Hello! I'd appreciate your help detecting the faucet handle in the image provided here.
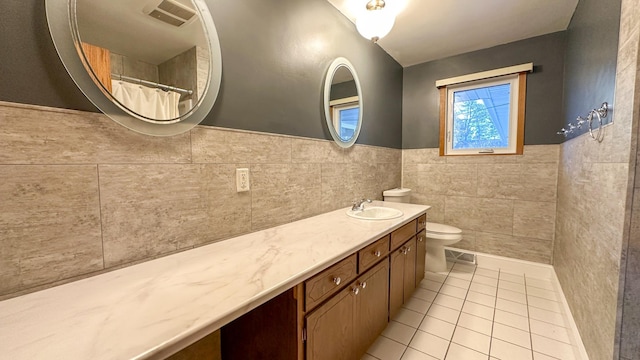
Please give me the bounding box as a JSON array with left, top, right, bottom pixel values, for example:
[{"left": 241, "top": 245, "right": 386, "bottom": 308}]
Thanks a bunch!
[{"left": 351, "top": 198, "right": 372, "bottom": 211}]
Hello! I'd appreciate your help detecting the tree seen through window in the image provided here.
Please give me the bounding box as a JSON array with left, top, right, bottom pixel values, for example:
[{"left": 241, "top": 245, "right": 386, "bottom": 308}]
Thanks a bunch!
[{"left": 452, "top": 84, "right": 511, "bottom": 150}]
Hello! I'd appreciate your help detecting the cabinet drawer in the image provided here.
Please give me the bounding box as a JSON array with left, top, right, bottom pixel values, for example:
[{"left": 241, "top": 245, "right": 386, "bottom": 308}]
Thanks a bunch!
[
  {"left": 417, "top": 214, "right": 427, "bottom": 232},
  {"left": 391, "top": 220, "right": 417, "bottom": 251},
  {"left": 305, "top": 254, "right": 358, "bottom": 311},
  {"left": 358, "top": 235, "right": 390, "bottom": 273}
]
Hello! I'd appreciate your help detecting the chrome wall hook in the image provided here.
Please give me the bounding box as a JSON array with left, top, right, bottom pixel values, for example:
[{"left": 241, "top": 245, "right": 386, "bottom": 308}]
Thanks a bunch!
[{"left": 558, "top": 102, "right": 609, "bottom": 142}]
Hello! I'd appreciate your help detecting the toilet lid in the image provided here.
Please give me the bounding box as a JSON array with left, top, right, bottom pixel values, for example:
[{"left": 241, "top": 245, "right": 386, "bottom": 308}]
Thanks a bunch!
[{"left": 426, "top": 222, "right": 462, "bottom": 235}]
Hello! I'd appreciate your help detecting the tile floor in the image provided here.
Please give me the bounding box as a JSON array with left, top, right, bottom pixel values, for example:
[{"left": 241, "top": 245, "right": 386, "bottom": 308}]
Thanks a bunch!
[{"left": 363, "top": 262, "right": 581, "bottom": 360}]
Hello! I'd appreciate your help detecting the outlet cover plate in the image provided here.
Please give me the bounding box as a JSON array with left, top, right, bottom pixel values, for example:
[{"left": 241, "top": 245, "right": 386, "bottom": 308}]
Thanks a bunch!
[{"left": 236, "top": 168, "right": 250, "bottom": 192}]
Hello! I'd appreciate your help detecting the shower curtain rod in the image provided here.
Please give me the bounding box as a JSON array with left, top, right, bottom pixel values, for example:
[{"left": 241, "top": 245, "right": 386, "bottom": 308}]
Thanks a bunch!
[{"left": 111, "top": 73, "right": 193, "bottom": 95}]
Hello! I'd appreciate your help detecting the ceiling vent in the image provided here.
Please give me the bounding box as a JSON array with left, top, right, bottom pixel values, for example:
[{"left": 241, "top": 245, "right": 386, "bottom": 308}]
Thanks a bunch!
[{"left": 144, "top": 0, "right": 197, "bottom": 27}]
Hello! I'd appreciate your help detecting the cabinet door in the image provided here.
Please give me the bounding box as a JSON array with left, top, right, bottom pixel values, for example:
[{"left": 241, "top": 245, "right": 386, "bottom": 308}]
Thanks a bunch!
[
  {"left": 305, "top": 286, "right": 356, "bottom": 360},
  {"left": 415, "top": 230, "right": 426, "bottom": 287},
  {"left": 389, "top": 247, "right": 405, "bottom": 320},
  {"left": 355, "top": 260, "right": 390, "bottom": 358},
  {"left": 403, "top": 237, "right": 417, "bottom": 302}
]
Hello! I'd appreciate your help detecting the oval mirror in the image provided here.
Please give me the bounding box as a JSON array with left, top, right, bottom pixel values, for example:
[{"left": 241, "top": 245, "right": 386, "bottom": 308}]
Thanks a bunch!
[
  {"left": 45, "top": 0, "right": 222, "bottom": 136},
  {"left": 323, "top": 57, "right": 363, "bottom": 148}
]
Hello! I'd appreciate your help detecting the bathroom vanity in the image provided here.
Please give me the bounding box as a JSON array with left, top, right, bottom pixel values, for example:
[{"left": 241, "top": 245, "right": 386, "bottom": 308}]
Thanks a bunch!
[
  {"left": 0, "top": 201, "right": 428, "bottom": 360},
  {"left": 222, "top": 210, "right": 427, "bottom": 360}
]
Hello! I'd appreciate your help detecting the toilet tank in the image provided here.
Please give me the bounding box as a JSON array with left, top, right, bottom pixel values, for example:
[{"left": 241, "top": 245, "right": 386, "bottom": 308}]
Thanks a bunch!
[{"left": 383, "top": 188, "right": 411, "bottom": 203}]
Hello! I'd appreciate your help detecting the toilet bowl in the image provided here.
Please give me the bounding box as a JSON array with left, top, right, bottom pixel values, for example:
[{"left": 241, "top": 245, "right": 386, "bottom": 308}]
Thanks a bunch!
[
  {"left": 381, "top": 188, "right": 462, "bottom": 273},
  {"left": 425, "top": 222, "right": 463, "bottom": 273}
]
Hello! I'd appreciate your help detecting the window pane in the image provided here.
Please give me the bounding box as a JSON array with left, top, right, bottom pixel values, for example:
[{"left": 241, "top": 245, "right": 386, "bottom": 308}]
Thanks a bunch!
[
  {"left": 452, "top": 83, "right": 511, "bottom": 149},
  {"left": 338, "top": 107, "right": 359, "bottom": 141}
]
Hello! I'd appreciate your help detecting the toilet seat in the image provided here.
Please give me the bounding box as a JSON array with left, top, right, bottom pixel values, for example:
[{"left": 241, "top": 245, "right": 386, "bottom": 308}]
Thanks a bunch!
[{"left": 425, "top": 222, "right": 463, "bottom": 241}]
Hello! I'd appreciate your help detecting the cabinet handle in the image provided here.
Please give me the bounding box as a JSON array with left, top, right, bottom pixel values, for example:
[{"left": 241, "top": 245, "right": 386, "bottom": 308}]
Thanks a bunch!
[
  {"left": 373, "top": 250, "right": 381, "bottom": 257},
  {"left": 333, "top": 277, "right": 341, "bottom": 286},
  {"left": 360, "top": 281, "right": 367, "bottom": 289},
  {"left": 352, "top": 286, "right": 360, "bottom": 296},
  {"left": 407, "top": 246, "right": 411, "bottom": 252},
  {"left": 418, "top": 236, "right": 424, "bottom": 242},
  {"left": 419, "top": 221, "right": 426, "bottom": 226}
]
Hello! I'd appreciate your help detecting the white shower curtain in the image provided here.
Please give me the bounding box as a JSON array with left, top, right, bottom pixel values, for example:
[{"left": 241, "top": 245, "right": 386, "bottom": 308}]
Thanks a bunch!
[{"left": 111, "top": 80, "right": 181, "bottom": 120}]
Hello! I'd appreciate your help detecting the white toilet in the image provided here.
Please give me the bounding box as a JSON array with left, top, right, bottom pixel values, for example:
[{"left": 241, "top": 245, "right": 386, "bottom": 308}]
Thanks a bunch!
[
  {"left": 424, "top": 222, "right": 463, "bottom": 272},
  {"left": 383, "top": 188, "right": 463, "bottom": 273}
]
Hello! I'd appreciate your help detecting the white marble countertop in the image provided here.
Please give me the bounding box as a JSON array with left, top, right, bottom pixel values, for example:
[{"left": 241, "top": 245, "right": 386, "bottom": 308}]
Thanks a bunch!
[{"left": 0, "top": 201, "right": 428, "bottom": 360}]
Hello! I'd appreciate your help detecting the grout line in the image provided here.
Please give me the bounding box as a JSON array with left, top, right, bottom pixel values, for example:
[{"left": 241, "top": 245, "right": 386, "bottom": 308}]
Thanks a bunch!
[
  {"left": 442, "top": 263, "right": 476, "bottom": 358},
  {"left": 526, "top": 292, "right": 561, "bottom": 303},
  {"left": 488, "top": 268, "right": 501, "bottom": 358},
  {"left": 524, "top": 281, "right": 555, "bottom": 291},
  {"left": 96, "top": 164, "right": 105, "bottom": 270},
  {"left": 378, "top": 264, "right": 577, "bottom": 360},
  {"left": 397, "top": 267, "right": 451, "bottom": 359},
  {"left": 524, "top": 274, "right": 535, "bottom": 359},
  {"left": 379, "top": 334, "right": 411, "bottom": 347},
  {"left": 188, "top": 128, "right": 193, "bottom": 164}
]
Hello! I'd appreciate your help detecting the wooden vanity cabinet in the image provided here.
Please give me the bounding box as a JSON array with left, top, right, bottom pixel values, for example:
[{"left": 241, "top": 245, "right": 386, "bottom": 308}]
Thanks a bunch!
[
  {"left": 305, "top": 254, "right": 358, "bottom": 311},
  {"left": 389, "top": 237, "right": 417, "bottom": 319},
  {"left": 388, "top": 218, "right": 421, "bottom": 319},
  {"left": 391, "top": 220, "right": 417, "bottom": 251},
  {"left": 417, "top": 214, "right": 427, "bottom": 232},
  {"left": 415, "top": 230, "right": 427, "bottom": 287},
  {"left": 219, "top": 214, "right": 425, "bottom": 360},
  {"left": 389, "top": 245, "right": 404, "bottom": 319},
  {"left": 359, "top": 235, "right": 390, "bottom": 272},
  {"left": 306, "top": 260, "right": 389, "bottom": 360},
  {"left": 305, "top": 284, "right": 356, "bottom": 360},
  {"left": 403, "top": 237, "right": 417, "bottom": 301},
  {"left": 354, "top": 260, "right": 390, "bottom": 357}
]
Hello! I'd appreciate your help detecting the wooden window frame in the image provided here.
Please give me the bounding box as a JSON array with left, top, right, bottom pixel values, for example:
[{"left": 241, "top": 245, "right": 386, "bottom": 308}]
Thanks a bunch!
[{"left": 438, "top": 71, "right": 528, "bottom": 156}]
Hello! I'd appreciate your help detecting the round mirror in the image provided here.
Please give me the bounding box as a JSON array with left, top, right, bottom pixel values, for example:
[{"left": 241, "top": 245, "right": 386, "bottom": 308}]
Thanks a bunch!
[
  {"left": 45, "top": 0, "right": 222, "bottom": 136},
  {"left": 323, "top": 57, "right": 363, "bottom": 148}
]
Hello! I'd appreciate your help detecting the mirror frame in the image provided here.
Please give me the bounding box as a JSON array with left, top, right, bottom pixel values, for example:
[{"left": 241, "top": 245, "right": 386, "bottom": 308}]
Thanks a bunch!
[
  {"left": 45, "top": 0, "right": 222, "bottom": 136},
  {"left": 323, "top": 57, "right": 363, "bottom": 148}
]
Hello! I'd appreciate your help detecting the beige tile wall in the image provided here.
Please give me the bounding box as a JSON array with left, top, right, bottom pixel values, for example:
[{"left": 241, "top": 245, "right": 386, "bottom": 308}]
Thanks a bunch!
[
  {"left": 619, "top": 1, "right": 640, "bottom": 358},
  {"left": 402, "top": 145, "right": 559, "bottom": 264},
  {"left": 0, "top": 102, "right": 401, "bottom": 299},
  {"left": 554, "top": 0, "right": 640, "bottom": 358}
]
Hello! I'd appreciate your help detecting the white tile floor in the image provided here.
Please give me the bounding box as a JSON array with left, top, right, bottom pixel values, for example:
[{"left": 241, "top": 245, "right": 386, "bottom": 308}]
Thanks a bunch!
[{"left": 364, "top": 262, "right": 582, "bottom": 360}]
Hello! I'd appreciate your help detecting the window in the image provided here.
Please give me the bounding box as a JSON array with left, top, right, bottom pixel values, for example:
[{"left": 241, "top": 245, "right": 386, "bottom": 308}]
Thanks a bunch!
[
  {"left": 437, "top": 64, "right": 531, "bottom": 156},
  {"left": 330, "top": 96, "right": 360, "bottom": 141}
]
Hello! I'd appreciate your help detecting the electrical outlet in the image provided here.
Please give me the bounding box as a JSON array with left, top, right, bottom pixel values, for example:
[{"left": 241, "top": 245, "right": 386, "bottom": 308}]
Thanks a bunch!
[{"left": 236, "top": 168, "right": 250, "bottom": 192}]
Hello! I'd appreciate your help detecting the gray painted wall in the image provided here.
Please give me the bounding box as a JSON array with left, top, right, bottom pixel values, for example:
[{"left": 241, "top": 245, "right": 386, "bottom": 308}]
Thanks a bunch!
[
  {"left": 562, "top": 0, "right": 621, "bottom": 140},
  {"left": 0, "top": 0, "right": 403, "bottom": 148},
  {"left": 330, "top": 81, "right": 358, "bottom": 101},
  {"left": 402, "top": 32, "right": 567, "bottom": 149}
]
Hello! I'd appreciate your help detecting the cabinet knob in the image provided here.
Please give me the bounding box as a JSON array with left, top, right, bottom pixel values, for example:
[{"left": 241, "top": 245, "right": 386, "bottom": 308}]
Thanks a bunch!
[
  {"left": 352, "top": 286, "right": 360, "bottom": 296},
  {"left": 360, "top": 281, "right": 367, "bottom": 289},
  {"left": 418, "top": 236, "right": 424, "bottom": 242},
  {"left": 374, "top": 250, "right": 381, "bottom": 257},
  {"left": 407, "top": 246, "right": 411, "bottom": 252},
  {"left": 333, "top": 277, "right": 341, "bottom": 286},
  {"left": 419, "top": 221, "right": 426, "bottom": 226}
]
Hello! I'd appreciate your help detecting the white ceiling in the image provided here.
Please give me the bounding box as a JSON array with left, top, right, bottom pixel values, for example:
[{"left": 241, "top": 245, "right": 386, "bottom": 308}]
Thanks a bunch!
[
  {"left": 328, "top": 0, "right": 579, "bottom": 67},
  {"left": 77, "top": 0, "right": 207, "bottom": 65}
]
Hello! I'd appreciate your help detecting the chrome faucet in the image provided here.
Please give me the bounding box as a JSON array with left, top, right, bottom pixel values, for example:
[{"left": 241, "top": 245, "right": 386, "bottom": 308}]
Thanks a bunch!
[{"left": 351, "top": 198, "right": 372, "bottom": 211}]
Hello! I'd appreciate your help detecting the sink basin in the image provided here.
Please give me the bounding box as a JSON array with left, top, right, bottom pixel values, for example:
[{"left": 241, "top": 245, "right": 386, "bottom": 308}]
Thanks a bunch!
[{"left": 346, "top": 206, "right": 403, "bottom": 220}]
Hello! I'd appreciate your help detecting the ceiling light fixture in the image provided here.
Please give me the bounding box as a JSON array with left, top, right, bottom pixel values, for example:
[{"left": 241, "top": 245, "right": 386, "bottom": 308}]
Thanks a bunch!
[{"left": 355, "top": 0, "right": 395, "bottom": 43}]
